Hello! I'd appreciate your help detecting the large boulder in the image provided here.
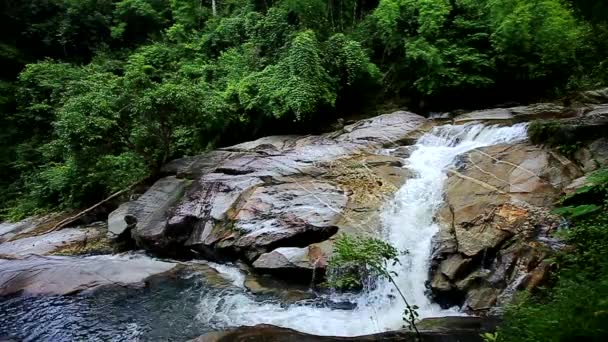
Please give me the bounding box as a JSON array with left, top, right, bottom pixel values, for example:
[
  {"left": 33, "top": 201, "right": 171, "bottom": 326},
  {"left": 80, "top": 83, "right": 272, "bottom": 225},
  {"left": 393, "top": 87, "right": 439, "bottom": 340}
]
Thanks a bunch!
[
  {"left": 0, "top": 254, "right": 176, "bottom": 296},
  {"left": 430, "top": 143, "right": 582, "bottom": 313},
  {"left": 191, "top": 317, "right": 497, "bottom": 342},
  {"left": 107, "top": 176, "right": 191, "bottom": 252},
  {"left": 112, "top": 111, "right": 427, "bottom": 273}
]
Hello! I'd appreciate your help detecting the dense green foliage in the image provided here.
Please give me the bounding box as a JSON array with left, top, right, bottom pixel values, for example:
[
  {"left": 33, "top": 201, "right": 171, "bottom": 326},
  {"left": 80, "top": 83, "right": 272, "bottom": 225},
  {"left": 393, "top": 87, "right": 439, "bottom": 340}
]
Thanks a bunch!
[
  {"left": 497, "top": 168, "right": 608, "bottom": 342},
  {"left": 1, "top": 0, "right": 607, "bottom": 218}
]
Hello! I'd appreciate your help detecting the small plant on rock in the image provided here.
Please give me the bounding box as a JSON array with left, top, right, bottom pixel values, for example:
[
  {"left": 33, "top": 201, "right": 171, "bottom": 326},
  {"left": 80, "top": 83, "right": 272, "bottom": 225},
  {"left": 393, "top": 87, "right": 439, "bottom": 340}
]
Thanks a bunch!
[{"left": 326, "top": 234, "right": 420, "bottom": 339}]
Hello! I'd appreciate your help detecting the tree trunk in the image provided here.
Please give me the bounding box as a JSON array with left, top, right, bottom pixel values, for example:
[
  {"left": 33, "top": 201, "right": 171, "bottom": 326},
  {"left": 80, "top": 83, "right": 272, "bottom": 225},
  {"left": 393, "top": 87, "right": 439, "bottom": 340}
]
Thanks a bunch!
[{"left": 212, "top": 0, "right": 217, "bottom": 16}]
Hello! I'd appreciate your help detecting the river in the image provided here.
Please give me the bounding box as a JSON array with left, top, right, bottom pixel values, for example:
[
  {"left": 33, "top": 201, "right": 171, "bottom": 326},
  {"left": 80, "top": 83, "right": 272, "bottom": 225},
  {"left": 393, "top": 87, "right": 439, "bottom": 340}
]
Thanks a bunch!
[{"left": 0, "top": 123, "right": 528, "bottom": 341}]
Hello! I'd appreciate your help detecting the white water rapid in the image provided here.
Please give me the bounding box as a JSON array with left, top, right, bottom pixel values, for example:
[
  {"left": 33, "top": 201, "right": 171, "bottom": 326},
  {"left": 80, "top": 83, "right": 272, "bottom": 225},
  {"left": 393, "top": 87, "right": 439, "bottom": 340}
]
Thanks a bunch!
[{"left": 199, "top": 123, "right": 529, "bottom": 336}]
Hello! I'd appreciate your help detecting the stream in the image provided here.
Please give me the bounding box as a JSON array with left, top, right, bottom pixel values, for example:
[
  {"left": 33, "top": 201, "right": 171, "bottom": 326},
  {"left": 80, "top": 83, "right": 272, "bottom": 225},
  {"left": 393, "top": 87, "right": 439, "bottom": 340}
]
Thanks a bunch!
[{"left": 0, "top": 123, "right": 528, "bottom": 341}]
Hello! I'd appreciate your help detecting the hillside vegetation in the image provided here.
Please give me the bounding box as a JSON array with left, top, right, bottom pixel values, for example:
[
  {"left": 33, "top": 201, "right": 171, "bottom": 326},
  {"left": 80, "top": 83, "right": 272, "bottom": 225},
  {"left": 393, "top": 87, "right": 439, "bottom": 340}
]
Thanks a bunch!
[{"left": 1, "top": 0, "right": 606, "bottom": 218}]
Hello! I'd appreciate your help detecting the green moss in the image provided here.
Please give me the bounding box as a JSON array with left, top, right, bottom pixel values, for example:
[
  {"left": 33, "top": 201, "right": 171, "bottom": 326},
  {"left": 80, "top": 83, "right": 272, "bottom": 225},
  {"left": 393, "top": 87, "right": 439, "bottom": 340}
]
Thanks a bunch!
[{"left": 52, "top": 236, "right": 113, "bottom": 256}]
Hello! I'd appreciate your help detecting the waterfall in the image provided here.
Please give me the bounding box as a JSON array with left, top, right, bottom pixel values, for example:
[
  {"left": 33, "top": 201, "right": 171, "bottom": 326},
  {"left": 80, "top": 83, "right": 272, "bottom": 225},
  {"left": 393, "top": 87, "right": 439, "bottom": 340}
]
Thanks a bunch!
[{"left": 198, "top": 123, "right": 528, "bottom": 336}]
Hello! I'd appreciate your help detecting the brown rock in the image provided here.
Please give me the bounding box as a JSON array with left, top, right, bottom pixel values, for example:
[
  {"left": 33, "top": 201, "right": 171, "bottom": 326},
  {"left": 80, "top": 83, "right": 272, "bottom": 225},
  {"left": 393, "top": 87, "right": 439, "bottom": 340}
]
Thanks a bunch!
[
  {"left": 464, "top": 287, "right": 499, "bottom": 311},
  {"left": 523, "top": 262, "right": 551, "bottom": 290},
  {"left": 439, "top": 254, "right": 472, "bottom": 280},
  {"left": 431, "top": 273, "right": 452, "bottom": 292},
  {"left": 431, "top": 142, "right": 578, "bottom": 313}
]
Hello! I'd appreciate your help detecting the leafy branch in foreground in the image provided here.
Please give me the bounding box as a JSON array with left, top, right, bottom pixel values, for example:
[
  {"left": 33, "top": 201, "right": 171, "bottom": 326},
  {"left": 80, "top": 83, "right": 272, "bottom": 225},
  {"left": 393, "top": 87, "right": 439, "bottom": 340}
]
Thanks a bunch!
[
  {"left": 496, "top": 168, "right": 608, "bottom": 341},
  {"left": 326, "top": 235, "right": 420, "bottom": 338},
  {"left": 554, "top": 168, "right": 608, "bottom": 219}
]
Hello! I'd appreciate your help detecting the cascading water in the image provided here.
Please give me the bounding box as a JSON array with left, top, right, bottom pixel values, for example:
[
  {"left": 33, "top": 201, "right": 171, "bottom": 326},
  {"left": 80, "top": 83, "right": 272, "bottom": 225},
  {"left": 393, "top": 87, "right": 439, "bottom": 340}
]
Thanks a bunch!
[
  {"left": 197, "top": 123, "right": 529, "bottom": 336},
  {"left": 0, "top": 123, "right": 530, "bottom": 341}
]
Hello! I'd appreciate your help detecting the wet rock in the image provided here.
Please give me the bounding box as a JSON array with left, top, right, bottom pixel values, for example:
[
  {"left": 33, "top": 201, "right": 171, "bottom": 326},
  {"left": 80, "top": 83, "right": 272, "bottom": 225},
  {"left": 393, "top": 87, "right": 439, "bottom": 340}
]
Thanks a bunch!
[
  {"left": 388, "top": 146, "right": 416, "bottom": 159},
  {"left": 0, "top": 254, "right": 176, "bottom": 296},
  {"left": 243, "top": 273, "right": 315, "bottom": 303},
  {"left": 224, "top": 135, "right": 301, "bottom": 152},
  {"left": 529, "top": 105, "right": 608, "bottom": 153},
  {"left": 0, "top": 223, "right": 106, "bottom": 258},
  {"left": 454, "top": 108, "right": 514, "bottom": 124},
  {"left": 510, "top": 103, "right": 576, "bottom": 121},
  {"left": 177, "top": 261, "right": 237, "bottom": 289},
  {"left": 160, "top": 150, "right": 238, "bottom": 179},
  {"left": 521, "top": 262, "right": 551, "bottom": 290},
  {"left": 229, "top": 181, "right": 347, "bottom": 260},
  {"left": 454, "top": 204, "right": 529, "bottom": 257},
  {"left": 107, "top": 202, "right": 133, "bottom": 240},
  {"left": 444, "top": 143, "right": 581, "bottom": 213},
  {"left": 563, "top": 175, "right": 592, "bottom": 195},
  {"left": 455, "top": 270, "right": 491, "bottom": 291},
  {"left": 121, "top": 112, "right": 424, "bottom": 266},
  {"left": 191, "top": 317, "right": 497, "bottom": 341},
  {"left": 0, "top": 219, "right": 39, "bottom": 242}
]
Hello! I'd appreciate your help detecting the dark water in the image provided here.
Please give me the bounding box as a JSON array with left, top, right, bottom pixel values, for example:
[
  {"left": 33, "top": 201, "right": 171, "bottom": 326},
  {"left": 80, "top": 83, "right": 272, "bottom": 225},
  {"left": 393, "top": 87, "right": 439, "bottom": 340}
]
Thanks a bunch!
[{"left": 0, "top": 277, "right": 215, "bottom": 342}]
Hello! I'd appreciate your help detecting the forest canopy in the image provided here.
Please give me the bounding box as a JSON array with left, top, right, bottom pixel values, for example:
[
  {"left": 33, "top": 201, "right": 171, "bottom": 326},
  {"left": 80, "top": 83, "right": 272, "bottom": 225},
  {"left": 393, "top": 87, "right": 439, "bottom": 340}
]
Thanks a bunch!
[{"left": 1, "top": 0, "right": 607, "bottom": 218}]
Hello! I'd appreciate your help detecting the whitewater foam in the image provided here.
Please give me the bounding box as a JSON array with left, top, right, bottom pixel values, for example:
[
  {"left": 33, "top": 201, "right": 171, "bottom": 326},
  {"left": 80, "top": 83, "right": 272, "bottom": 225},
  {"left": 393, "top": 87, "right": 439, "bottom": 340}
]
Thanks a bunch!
[{"left": 200, "top": 123, "right": 528, "bottom": 336}]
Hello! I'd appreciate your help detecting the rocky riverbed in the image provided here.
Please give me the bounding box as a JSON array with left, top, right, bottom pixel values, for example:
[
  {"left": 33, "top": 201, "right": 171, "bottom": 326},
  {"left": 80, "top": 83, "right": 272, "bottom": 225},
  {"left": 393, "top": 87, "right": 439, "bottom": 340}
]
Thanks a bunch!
[{"left": 1, "top": 89, "right": 607, "bottom": 341}]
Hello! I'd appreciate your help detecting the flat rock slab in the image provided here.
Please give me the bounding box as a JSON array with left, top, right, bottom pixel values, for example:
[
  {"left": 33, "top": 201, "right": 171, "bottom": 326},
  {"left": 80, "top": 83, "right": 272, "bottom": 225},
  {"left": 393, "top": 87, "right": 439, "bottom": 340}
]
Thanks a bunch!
[
  {"left": 0, "top": 227, "right": 103, "bottom": 258},
  {"left": 335, "top": 111, "right": 427, "bottom": 146},
  {"left": 0, "top": 254, "right": 176, "bottom": 296},
  {"left": 0, "top": 214, "right": 67, "bottom": 243},
  {"left": 453, "top": 103, "right": 575, "bottom": 124},
  {"left": 253, "top": 246, "right": 327, "bottom": 271}
]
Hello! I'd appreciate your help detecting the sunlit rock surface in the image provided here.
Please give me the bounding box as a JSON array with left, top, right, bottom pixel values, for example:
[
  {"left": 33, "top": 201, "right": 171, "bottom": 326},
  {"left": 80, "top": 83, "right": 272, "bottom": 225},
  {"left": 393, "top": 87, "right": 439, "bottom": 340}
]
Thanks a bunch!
[
  {"left": 431, "top": 142, "right": 584, "bottom": 313},
  {"left": 0, "top": 254, "right": 176, "bottom": 296},
  {"left": 114, "top": 111, "right": 427, "bottom": 270}
]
